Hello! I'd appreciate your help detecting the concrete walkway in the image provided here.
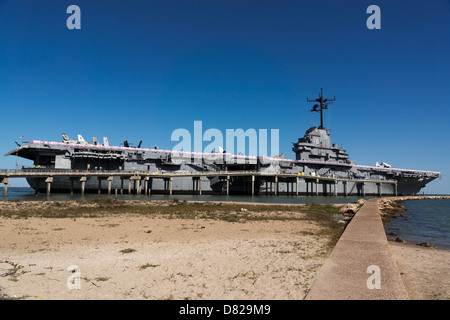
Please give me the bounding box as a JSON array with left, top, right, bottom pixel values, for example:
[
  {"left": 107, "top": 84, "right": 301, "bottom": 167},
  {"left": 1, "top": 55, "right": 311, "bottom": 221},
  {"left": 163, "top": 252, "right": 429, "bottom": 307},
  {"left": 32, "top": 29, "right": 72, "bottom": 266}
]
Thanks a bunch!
[{"left": 305, "top": 198, "right": 409, "bottom": 300}]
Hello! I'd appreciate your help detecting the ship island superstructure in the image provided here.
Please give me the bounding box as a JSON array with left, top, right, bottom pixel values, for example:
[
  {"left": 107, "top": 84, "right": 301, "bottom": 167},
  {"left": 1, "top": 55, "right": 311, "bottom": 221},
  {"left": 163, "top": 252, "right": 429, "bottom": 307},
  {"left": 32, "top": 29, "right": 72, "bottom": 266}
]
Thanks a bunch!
[{"left": 3, "top": 89, "right": 440, "bottom": 196}]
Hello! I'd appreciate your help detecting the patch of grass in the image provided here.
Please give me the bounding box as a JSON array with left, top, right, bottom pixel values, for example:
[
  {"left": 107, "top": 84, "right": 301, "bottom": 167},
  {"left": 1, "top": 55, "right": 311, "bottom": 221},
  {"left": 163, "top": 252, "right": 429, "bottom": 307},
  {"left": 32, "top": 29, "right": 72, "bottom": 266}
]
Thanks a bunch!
[
  {"left": 139, "top": 263, "right": 159, "bottom": 270},
  {"left": 120, "top": 248, "right": 136, "bottom": 254},
  {"left": 95, "top": 277, "right": 110, "bottom": 282},
  {"left": 100, "top": 223, "right": 119, "bottom": 228},
  {"left": 221, "top": 214, "right": 240, "bottom": 223},
  {"left": 277, "top": 250, "right": 292, "bottom": 254}
]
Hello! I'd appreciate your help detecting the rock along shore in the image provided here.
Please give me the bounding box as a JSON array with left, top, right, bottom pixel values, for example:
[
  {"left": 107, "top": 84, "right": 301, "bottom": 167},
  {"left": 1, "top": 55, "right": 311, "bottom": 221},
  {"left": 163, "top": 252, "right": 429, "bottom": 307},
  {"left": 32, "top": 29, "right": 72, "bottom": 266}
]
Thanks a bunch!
[{"left": 378, "top": 195, "right": 450, "bottom": 248}]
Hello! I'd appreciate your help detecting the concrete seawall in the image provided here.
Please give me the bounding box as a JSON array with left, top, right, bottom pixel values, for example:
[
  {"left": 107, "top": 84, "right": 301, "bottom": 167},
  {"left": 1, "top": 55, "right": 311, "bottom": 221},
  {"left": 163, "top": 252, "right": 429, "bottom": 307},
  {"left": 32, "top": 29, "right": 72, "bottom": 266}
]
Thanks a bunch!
[{"left": 305, "top": 198, "right": 409, "bottom": 300}]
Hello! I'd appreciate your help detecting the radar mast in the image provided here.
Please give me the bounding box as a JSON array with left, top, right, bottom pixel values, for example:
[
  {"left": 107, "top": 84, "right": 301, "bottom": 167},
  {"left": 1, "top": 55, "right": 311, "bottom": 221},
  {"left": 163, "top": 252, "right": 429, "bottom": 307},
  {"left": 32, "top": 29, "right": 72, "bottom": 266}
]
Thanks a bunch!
[{"left": 307, "top": 88, "right": 335, "bottom": 129}]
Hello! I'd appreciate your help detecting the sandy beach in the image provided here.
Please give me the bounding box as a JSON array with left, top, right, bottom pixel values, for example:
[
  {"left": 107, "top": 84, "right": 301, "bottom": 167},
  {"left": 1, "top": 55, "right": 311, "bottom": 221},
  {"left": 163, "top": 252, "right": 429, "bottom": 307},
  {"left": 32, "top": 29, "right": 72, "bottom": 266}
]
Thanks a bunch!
[
  {"left": 380, "top": 197, "right": 450, "bottom": 300},
  {"left": 389, "top": 242, "right": 450, "bottom": 300},
  {"left": 0, "top": 200, "right": 342, "bottom": 300},
  {"left": 1, "top": 199, "right": 448, "bottom": 300}
]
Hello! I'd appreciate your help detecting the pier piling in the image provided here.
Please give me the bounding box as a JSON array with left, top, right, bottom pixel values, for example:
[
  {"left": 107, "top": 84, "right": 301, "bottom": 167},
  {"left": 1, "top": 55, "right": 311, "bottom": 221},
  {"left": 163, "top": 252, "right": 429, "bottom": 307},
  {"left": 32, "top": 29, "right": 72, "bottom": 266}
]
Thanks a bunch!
[
  {"left": 144, "top": 177, "right": 149, "bottom": 196},
  {"left": 70, "top": 179, "right": 74, "bottom": 196},
  {"left": 77, "top": 177, "right": 86, "bottom": 196},
  {"left": 1, "top": 178, "right": 9, "bottom": 198},
  {"left": 275, "top": 176, "right": 278, "bottom": 196},
  {"left": 106, "top": 176, "right": 113, "bottom": 195},
  {"left": 98, "top": 179, "right": 102, "bottom": 195},
  {"left": 251, "top": 175, "right": 255, "bottom": 196}
]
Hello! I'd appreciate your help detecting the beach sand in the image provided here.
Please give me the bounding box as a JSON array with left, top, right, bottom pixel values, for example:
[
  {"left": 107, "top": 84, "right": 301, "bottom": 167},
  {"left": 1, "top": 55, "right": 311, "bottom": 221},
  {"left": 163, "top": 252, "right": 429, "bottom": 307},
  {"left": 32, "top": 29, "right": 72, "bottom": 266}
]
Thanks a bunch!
[
  {"left": 380, "top": 197, "right": 450, "bottom": 300},
  {"left": 1, "top": 199, "right": 447, "bottom": 300},
  {"left": 0, "top": 201, "right": 339, "bottom": 300},
  {"left": 389, "top": 242, "right": 450, "bottom": 300}
]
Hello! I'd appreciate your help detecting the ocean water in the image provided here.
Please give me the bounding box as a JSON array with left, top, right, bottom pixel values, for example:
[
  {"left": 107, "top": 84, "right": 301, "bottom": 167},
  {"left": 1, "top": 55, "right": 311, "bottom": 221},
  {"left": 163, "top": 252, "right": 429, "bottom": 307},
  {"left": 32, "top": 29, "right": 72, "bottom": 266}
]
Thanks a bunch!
[
  {"left": 0, "top": 187, "right": 370, "bottom": 204},
  {"left": 384, "top": 198, "right": 450, "bottom": 250},
  {"left": 1, "top": 187, "right": 449, "bottom": 250}
]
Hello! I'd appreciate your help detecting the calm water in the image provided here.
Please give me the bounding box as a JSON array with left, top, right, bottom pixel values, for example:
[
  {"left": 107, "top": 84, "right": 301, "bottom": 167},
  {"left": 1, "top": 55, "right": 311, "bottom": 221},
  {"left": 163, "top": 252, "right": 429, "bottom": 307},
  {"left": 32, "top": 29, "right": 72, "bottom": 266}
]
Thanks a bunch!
[
  {"left": 0, "top": 187, "right": 369, "bottom": 204},
  {"left": 1, "top": 187, "right": 449, "bottom": 250},
  {"left": 385, "top": 198, "right": 450, "bottom": 250}
]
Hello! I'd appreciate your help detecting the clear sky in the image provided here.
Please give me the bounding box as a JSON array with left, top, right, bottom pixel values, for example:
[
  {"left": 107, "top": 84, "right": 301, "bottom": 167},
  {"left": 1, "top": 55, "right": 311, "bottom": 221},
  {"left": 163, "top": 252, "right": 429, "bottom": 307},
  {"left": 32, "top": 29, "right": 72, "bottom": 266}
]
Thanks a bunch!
[{"left": 0, "top": 0, "right": 449, "bottom": 193}]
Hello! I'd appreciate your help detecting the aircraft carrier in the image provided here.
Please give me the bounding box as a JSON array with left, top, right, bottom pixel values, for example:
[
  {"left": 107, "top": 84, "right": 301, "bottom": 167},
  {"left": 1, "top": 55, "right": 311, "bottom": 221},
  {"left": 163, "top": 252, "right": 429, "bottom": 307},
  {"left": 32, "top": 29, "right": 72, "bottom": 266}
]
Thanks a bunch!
[{"left": 5, "top": 89, "right": 440, "bottom": 196}]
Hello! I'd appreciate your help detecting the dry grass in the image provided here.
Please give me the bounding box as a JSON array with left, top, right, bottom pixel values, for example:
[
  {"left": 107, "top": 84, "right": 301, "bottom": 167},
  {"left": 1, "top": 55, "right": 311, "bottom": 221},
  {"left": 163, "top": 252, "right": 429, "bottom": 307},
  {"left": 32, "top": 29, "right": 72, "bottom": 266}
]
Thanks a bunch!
[{"left": 0, "top": 199, "right": 344, "bottom": 249}]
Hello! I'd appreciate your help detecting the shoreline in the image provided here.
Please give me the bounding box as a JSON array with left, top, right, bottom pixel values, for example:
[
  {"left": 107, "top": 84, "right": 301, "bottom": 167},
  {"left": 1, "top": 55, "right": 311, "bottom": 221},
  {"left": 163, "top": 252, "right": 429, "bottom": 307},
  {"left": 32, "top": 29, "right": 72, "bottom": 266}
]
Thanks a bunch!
[
  {"left": 379, "top": 196, "right": 450, "bottom": 250},
  {"left": 388, "top": 241, "right": 450, "bottom": 300},
  {"left": 378, "top": 197, "right": 450, "bottom": 299}
]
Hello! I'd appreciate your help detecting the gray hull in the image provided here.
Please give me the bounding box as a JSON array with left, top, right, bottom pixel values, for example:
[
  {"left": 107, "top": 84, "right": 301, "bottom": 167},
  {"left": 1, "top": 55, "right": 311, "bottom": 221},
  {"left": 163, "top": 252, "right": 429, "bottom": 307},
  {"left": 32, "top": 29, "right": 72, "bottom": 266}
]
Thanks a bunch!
[{"left": 26, "top": 173, "right": 428, "bottom": 196}]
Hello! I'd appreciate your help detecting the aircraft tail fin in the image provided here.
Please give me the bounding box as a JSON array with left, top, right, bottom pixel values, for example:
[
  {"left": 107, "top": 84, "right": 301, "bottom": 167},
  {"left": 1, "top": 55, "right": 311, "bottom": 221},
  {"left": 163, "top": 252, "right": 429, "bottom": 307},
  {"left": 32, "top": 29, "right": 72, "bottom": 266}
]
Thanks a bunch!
[
  {"left": 78, "top": 135, "right": 86, "bottom": 142},
  {"left": 103, "top": 137, "right": 109, "bottom": 147}
]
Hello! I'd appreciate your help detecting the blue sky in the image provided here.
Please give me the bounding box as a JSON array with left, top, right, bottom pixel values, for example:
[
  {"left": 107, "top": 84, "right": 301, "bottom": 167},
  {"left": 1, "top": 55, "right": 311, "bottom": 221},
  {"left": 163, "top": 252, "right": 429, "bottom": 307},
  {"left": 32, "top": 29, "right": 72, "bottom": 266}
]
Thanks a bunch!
[{"left": 0, "top": 0, "right": 449, "bottom": 193}]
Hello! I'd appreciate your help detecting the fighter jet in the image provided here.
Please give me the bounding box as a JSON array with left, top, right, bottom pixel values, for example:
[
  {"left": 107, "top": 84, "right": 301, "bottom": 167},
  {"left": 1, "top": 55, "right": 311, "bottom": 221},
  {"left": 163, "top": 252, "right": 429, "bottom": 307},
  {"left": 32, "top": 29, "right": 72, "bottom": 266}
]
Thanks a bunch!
[
  {"left": 376, "top": 162, "right": 392, "bottom": 168},
  {"left": 77, "top": 135, "right": 89, "bottom": 145},
  {"left": 92, "top": 137, "right": 100, "bottom": 145},
  {"left": 62, "top": 133, "right": 77, "bottom": 144},
  {"left": 123, "top": 139, "right": 143, "bottom": 148},
  {"left": 103, "top": 137, "right": 110, "bottom": 147}
]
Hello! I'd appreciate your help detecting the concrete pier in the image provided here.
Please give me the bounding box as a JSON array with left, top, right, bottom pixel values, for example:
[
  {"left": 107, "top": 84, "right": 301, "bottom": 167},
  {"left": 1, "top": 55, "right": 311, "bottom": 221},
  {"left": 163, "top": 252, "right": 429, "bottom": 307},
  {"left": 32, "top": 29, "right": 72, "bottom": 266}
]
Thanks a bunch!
[
  {"left": 0, "top": 170, "right": 399, "bottom": 198},
  {"left": 305, "top": 198, "right": 409, "bottom": 300}
]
